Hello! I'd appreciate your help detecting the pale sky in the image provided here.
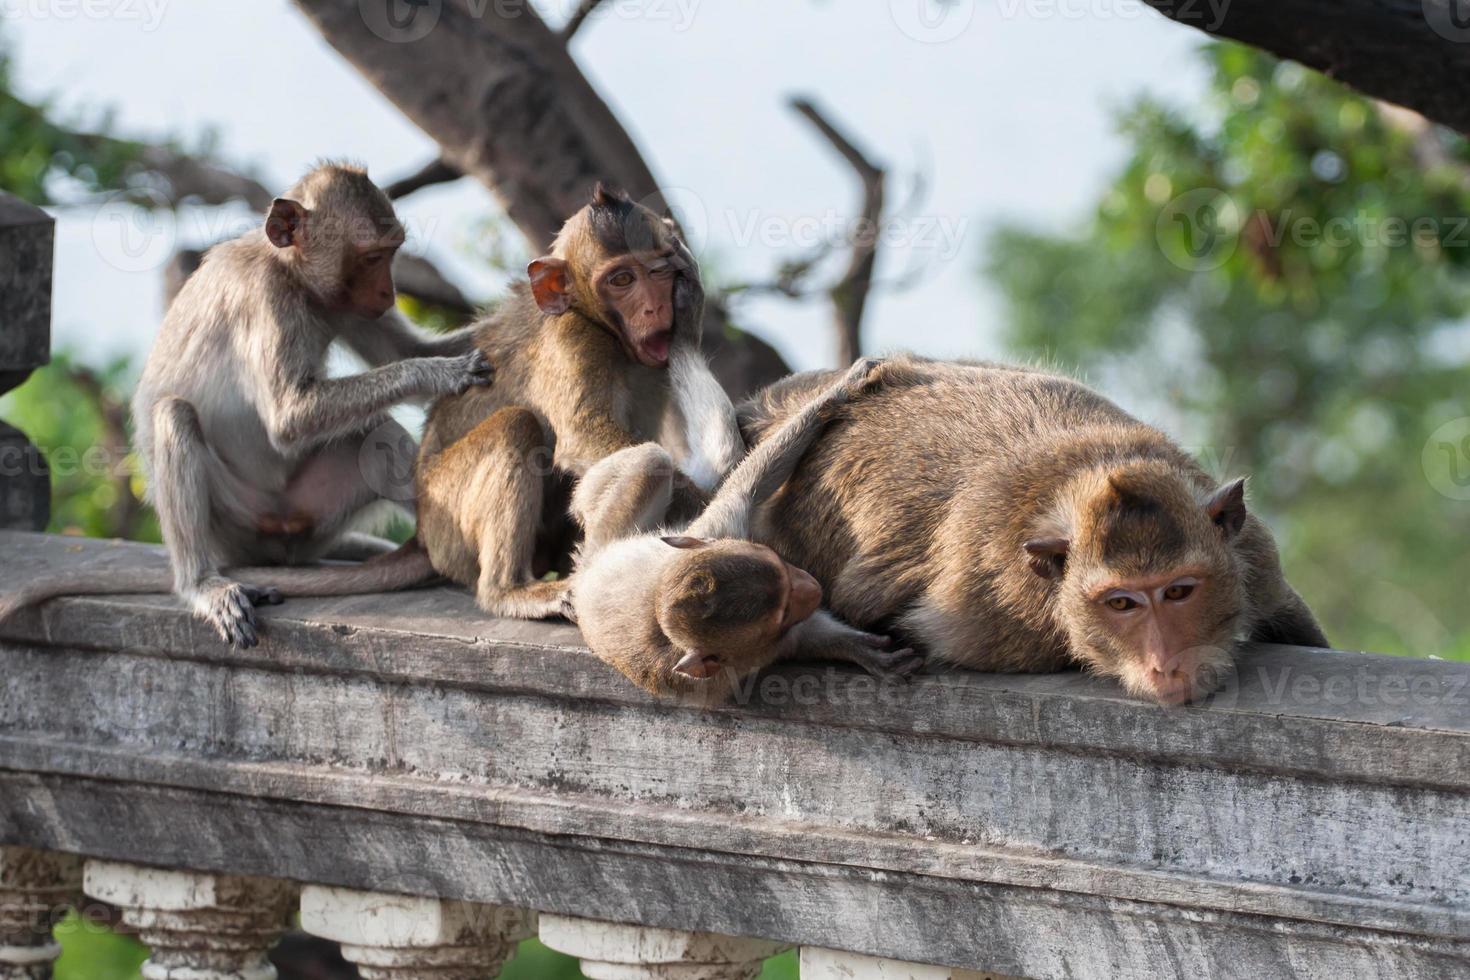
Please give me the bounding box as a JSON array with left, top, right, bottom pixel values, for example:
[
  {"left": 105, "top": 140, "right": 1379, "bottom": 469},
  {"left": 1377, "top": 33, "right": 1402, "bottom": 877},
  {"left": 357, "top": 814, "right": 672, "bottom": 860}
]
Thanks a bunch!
[{"left": 7, "top": 0, "right": 1210, "bottom": 374}]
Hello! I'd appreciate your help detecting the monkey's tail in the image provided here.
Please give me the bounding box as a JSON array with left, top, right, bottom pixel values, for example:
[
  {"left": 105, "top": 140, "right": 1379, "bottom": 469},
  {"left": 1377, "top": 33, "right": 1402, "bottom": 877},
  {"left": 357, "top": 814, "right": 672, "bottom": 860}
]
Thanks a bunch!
[
  {"left": 230, "top": 540, "right": 438, "bottom": 597},
  {"left": 0, "top": 541, "right": 438, "bottom": 623}
]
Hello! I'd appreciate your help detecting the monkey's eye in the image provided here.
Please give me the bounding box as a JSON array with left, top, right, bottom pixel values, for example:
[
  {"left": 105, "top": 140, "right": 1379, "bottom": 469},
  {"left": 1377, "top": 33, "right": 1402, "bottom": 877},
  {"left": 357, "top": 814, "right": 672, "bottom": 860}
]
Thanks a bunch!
[
  {"left": 1163, "top": 582, "right": 1196, "bottom": 602},
  {"left": 1105, "top": 595, "right": 1139, "bottom": 612},
  {"left": 361, "top": 251, "right": 385, "bottom": 266},
  {"left": 650, "top": 266, "right": 676, "bottom": 280},
  {"left": 608, "top": 270, "right": 636, "bottom": 288}
]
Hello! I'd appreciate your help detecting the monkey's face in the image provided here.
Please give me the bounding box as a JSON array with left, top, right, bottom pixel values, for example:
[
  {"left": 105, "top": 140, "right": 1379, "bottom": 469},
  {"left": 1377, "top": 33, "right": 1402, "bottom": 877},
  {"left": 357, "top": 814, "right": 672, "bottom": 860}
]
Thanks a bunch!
[
  {"left": 656, "top": 538, "right": 823, "bottom": 682},
  {"left": 336, "top": 241, "right": 401, "bottom": 318},
  {"left": 266, "top": 186, "right": 405, "bottom": 318},
  {"left": 1065, "top": 563, "right": 1242, "bottom": 705},
  {"left": 1028, "top": 467, "right": 1249, "bottom": 705},
  {"left": 591, "top": 253, "right": 678, "bottom": 367},
  {"left": 529, "top": 186, "right": 697, "bottom": 368}
]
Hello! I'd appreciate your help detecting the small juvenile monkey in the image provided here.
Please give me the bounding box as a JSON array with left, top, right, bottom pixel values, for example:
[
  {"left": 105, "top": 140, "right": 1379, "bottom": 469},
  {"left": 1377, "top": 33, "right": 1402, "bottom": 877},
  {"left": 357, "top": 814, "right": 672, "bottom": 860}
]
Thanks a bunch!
[
  {"left": 570, "top": 357, "right": 922, "bottom": 702},
  {"left": 0, "top": 162, "right": 490, "bottom": 646},
  {"left": 740, "top": 355, "right": 1328, "bottom": 705},
  {"left": 416, "top": 184, "right": 742, "bottom": 619}
]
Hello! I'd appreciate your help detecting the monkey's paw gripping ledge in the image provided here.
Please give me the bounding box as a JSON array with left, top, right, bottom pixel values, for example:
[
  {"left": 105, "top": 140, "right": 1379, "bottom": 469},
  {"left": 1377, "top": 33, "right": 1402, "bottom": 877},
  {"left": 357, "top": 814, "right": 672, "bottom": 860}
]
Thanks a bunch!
[{"left": 0, "top": 531, "right": 1466, "bottom": 980}]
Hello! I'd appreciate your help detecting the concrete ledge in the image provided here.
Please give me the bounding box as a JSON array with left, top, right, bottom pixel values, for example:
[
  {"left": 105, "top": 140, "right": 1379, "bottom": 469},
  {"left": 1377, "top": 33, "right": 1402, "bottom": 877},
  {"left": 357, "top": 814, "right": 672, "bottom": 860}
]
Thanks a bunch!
[{"left": 1, "top": 532, "right": 1467, "bottom": 977}]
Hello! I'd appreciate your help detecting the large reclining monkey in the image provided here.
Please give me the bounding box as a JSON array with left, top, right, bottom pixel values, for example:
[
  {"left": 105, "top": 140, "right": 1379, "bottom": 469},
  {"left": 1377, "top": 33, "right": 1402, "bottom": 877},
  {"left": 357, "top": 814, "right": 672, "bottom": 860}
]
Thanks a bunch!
[{"left": 735, "top": 355, "right": 1328, "bottom": 705}]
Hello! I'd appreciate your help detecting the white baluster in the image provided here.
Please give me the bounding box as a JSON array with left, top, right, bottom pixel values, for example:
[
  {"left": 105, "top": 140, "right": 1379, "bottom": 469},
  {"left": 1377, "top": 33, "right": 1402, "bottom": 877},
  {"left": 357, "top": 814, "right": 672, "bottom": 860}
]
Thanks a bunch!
[
  {"left": 801, "top": 947, "right": 1020, "bottom": 979},
  {"left": 299, "top": 885, "right": 534, "bottom": 979},
  {"left": 539, "top": 914, "right": 786, "bottom": 979},
  {"left": 0, "top": 848, "right": 81, "bottom": 980},
  {"left": 82, "top": 861, "right": 293, "bottom": 980}
]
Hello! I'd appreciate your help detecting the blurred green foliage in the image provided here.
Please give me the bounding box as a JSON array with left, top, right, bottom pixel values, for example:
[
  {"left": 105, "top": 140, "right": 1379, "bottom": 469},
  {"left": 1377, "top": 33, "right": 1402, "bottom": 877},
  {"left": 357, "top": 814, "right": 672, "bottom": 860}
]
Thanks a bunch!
[
  {"left": 0, "top": 36, "right": 142, "bottom": 201},
  {"left": 987, "top": 42, "right": 1470, "bottom": 661},
  {"left": 1, "top": 354, "right": 160, "bottom": 542}
]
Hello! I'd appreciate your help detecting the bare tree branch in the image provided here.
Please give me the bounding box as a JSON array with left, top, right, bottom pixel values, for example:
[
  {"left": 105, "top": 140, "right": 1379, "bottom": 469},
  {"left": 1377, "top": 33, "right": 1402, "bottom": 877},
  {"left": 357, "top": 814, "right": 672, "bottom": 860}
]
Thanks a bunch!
[
  {"left": 561, "top": 0, "right": 607, "bottom": 41},
  {"left": 291, "top": 0, "right": 660, "bottom": 247},
  {"left": 128, "top": 145, "right": 274, "bottom": 211},
  {"left": 1141, "top": 0, "right": 1470, "bottom": 134},
  {"left": 384, "top": 157, "right": 463, "bottom": 200},
  {"left": 789, "top": 96, "right": 885, "bottom": 367}
]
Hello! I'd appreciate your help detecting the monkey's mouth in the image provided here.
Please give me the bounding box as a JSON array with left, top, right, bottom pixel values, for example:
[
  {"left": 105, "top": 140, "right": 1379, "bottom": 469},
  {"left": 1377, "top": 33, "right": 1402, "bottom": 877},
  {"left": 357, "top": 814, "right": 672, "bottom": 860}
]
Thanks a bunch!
[{"left": 634, "top": 330, "right": 672, "bottom": 368}]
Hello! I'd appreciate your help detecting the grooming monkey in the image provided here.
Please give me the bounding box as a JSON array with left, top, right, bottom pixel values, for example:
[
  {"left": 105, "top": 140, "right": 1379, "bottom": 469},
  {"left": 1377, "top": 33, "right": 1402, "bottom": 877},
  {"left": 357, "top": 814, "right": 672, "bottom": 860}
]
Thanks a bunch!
[
  {"left": 415, "top": 184, "right": 743, "bottom": 618},
  {"left": 0, "top": 163, "right": 490, "bottom": 646},
  {"left": 570, "top": 357, "right": 923, "bottom": 702},
  {"left": 740, "top": 355, "right": 1328, "bottom": 705}
]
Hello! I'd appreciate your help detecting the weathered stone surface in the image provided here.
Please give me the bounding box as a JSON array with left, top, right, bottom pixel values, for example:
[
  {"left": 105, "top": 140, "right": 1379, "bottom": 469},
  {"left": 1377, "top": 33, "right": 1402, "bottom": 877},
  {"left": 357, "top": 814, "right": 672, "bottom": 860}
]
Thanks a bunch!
[
  {"left": 802, "top": 948, "right": 1009, "bottom": 980},
  {"left": 0, "top": 195, "right": 53, "bottom": 533},
  {"left": 0, "top": 424, "right": 48, "bottom": 533},
  {"left": 1, "top": 532, "right": 1467, "bottom": 978},
  {"left": 0, "top": 195, "right": 52, "bottom": 384},
  {"left": 0, "top": 847, "right": 80, "bottom": 980}
]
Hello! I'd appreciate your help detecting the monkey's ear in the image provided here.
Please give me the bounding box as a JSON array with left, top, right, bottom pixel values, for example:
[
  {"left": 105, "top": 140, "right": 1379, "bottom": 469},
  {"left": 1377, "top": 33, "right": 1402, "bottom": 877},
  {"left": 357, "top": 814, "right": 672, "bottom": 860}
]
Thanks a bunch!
[
  {"left": 1204, "top": 478, "right": 1248, "bottom": 539},
  {"left": 527, "top": 257, "right": 573, "bottom": 315},
  {"left": 1023, "top": 537, "right": 1069, "bottom": 580},
  {"left": 673, "top": 649, "right": 721, "bottom": 680},
  {"left": 265, "top": 198, "right": 307, "bottom": 249},
  {"left": 661, "top": 536, "right": 706, "bottom": 550}
]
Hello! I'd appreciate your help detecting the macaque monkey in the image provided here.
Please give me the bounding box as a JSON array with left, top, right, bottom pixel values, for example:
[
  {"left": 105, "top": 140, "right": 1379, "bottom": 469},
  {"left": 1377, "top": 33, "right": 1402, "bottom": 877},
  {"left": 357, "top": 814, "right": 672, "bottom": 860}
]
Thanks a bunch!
[
  {"left": 739, "top": 355, "right": 1328, "bottom": 706},
  {"left": 570, "top": 357, "right": 923, "bottom": 702},
  {"left": 415, "top": 184, "right": 742, "bottom": 619},
  {"left": 0, "top": 163, "right": 490, "bottom": 646}
]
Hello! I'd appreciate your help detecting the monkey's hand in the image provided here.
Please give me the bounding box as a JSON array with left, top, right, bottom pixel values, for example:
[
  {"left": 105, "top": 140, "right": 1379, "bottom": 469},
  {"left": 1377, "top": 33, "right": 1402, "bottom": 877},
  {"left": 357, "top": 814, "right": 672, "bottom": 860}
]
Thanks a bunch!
[
  {"left": 433, "top": 349, "right": 495, "bottom": 396},
  {"left": 672, "top": 253, "right": 706, "bottom": 340},
  {"left": 840, "top": 632, "right": 926, "bottom": 682}
]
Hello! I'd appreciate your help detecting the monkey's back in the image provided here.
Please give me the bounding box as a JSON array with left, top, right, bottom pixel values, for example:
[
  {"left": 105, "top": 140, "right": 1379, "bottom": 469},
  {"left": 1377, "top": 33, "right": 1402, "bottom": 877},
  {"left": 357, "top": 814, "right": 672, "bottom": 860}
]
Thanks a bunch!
[{"left": 750, "top": 357, "right": 1193, "bottom": 642}]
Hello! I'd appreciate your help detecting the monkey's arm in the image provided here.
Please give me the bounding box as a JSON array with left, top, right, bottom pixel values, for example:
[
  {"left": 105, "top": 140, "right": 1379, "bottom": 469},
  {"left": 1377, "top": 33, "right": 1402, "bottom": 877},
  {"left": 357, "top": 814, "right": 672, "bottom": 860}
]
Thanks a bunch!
[
  {"left": 1250, "top": 590, "right": 1330, "bottom": 648},
  {"left": 786, "top": 610, "right": 925, "bottom": 681},
  {"left": 339, "top": 310, "right": 478, "bottom": 365},
  {"left": 260, "top": 333, "right": 489, "bottom": 451},
  {"left": 688, "top": 358, "right": 881, "bottom": 539}
]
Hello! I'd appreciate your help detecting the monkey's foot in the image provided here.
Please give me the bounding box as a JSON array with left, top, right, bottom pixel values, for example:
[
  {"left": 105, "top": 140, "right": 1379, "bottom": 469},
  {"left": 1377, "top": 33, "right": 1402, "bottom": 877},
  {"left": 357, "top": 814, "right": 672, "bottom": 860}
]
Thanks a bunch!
[
  {"left": 476, "top": 579, "right": 571, "bottom": 620},
  {"left": 191, "top": 578, "right": 283, "bottom": 648}
]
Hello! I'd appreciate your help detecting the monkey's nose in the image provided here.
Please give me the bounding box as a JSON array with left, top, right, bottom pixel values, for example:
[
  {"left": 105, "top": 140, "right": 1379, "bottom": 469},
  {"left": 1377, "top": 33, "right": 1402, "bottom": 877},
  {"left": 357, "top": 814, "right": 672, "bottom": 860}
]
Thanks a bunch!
[
  {"left": 1146, "top": 659, "right": 1197, "bottom": 705},
  {"left": 783, "top": 565, "right": 823, "bottom": 631}
]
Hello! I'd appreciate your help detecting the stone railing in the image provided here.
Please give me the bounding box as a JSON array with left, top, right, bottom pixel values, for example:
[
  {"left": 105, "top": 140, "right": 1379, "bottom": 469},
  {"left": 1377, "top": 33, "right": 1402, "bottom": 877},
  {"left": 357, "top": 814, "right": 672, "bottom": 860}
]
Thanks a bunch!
[{"left": 1, "top": 195, "right": 1467, "bottom": 979}]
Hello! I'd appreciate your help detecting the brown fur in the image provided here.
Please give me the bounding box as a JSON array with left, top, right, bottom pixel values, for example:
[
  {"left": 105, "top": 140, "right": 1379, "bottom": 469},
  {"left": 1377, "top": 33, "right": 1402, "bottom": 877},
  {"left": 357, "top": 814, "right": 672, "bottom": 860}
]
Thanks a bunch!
[
  {"left": 571, "top": 359, "right": 923, "bottom": 705},
  {"left": 739, "top": 354, "right": 1327, "bottom": 702},
  {"left": 416, "top": 188, "right": 718, "bottom": 618}
]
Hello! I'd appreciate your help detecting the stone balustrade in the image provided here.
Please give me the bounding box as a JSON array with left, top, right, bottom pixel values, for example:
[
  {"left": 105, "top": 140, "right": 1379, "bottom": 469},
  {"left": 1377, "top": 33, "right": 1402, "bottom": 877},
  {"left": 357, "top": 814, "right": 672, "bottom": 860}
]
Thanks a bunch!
[{"left": 0, "top": 532, "right": 1466, "bottom": 979}]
